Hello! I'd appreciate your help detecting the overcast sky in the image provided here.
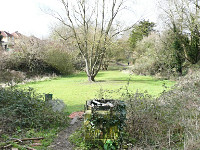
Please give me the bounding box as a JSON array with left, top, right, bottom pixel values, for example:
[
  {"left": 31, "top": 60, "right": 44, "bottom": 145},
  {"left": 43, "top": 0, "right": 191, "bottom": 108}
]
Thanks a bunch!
[{"left": 0, "top": 0, "right": 158, "bottom": 39}]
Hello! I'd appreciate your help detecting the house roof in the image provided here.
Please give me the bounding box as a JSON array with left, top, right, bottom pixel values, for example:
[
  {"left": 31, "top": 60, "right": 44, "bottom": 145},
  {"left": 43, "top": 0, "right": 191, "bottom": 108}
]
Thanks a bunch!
[
  {"left": 5, "top": 31, "right": 13, "bottom": 37},
  {"left": 0, "top": 31, "right": 13, "bottom": 37},
  {"left": 12, "top": 31, "right": 27, "bottom": 39},
  {"left": 0, "top": 31, "right": 7, "bottom": 37},
  {"left": 12, "top": 31, "right": 20, "bottom": 38}
]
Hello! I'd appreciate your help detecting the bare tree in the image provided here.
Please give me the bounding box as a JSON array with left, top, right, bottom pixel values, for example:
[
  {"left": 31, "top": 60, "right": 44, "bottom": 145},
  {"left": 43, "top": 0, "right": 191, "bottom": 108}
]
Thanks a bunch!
[{"left": 45, "top": 0, "right": 128, "bottom": 81}]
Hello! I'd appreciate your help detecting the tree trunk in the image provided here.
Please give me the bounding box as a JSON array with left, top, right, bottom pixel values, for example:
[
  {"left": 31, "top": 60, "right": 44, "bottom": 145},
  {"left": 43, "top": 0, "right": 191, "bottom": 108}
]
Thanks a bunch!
[
  {"left": 85, "top": 59, "right": 96, "bottom": 82},
  {"left": 88, "top": 75, "right": 95, "bottom": 82}
]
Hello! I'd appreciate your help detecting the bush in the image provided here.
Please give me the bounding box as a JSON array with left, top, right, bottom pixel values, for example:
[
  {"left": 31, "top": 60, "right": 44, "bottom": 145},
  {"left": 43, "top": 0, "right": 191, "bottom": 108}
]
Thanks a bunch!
[
  {"left": 124, "top": 69, "right": 200, "bottom": 149},
  {"left": 0, "top": 87, "right": 69, "bottom": 135},
  {"left": 0, "top": 37, "right": 75, "bottom": 80},
  {"left": 4, "top": 49, "right": 63, "bottom": 76},
  {"left": 44, "top": 47, "right": 74, "bottom": 75},
  {"left": 0, "top": 69, "right": 26, "bottom": 83},
  {"left": 132, "top": 56, "right": 160, "bottom": 75},
  {"left": 132, "top": 32, "right": 181, "bottom": 78},
  {"left": 0, "top": 51, "right": 12, "bottom": 71},
  {"left": 0, "top": 52, "right": 27, "bottom": 83},
  {"left": 132, "top": 33, "right": 164, "bottom": 76}
]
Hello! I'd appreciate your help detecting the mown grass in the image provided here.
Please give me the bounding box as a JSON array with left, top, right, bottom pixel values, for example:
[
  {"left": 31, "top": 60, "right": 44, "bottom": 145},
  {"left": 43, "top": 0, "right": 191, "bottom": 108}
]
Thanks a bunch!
[{"left": 18, "top": 71, "right": 175, "bottom": 113}]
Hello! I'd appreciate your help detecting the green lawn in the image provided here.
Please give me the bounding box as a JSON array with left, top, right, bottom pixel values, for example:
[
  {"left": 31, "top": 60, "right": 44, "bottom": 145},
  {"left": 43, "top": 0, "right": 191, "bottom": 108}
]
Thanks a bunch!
[{"left": 18, "top": 71, "right": 175, "bottom": 113}]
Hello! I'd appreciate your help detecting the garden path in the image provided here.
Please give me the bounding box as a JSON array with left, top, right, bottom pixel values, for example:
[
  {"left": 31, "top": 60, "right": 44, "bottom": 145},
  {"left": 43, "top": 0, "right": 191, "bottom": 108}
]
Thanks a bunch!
[{"left": 49, "top": 112, "right": 84, "bottom": 150}]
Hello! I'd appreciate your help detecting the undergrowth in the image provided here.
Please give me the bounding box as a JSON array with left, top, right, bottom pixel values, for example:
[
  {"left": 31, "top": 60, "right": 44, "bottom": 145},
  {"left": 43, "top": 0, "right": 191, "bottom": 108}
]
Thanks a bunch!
[
  {"left": 0, "top": 87, "right": 69, "bottom": 149},
  {"left": 125, "top": 69, "right": 200, "bottom": 149}
]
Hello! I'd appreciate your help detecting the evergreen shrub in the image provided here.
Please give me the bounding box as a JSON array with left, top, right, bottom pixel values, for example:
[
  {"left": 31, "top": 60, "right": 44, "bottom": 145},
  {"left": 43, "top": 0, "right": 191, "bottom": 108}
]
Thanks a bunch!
[{"left": 0, "top": 87, "right": 69, "bottom": 134}]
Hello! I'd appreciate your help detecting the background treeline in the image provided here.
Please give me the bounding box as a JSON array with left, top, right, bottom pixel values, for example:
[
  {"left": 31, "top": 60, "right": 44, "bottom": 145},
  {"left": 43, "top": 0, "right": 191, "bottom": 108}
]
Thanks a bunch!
[{"left": 131, "top": 0, "right": 200, "bottom": 78}]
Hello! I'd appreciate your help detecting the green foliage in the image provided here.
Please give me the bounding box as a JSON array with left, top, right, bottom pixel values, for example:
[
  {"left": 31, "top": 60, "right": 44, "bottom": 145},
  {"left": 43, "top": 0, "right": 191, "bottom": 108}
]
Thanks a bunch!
[
  {"left": 90, "top": 100, "right": 126, "bottom": 131},
  {"left": 86, "top": 100, "right": 126, "bottom": 149},
  {"left": 129, "top": 20, "right": 155, "bottom": 48},
  {"left": 182, "top": 23, "right": 200, "bottom": 64},
  {"left": 69, "top": 127, "right": 84, "bottom": 147},
  {"left": 104, "top": 139, "right": 116, "bottom": 150},
  {"left": 69, "top": 127, "right": 96, "bottom": 150},
  {"left": 0, "top": 87, "right": 69, "bottom": 134},
  {"left": 44, "top": 47, "right": 74, "bottom": 75},
  {"left": 26, "top": 128, "right": 58, "bottom": 149},
  {"left": 171, "top": 24, "right": 185, "bottom": 75}
]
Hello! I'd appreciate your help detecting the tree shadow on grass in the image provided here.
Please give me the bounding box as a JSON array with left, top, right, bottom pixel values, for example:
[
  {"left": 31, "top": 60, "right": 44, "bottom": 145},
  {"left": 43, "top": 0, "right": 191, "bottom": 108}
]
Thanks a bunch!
[
  {"left": 109, "top": 79, "right": 164, "bottom": 83},
  {"left": 96, "top": 77, "right": 165, "bottom": 85},
  {"left": 62, "top": 72, "right": 106, "bottom": 79}
]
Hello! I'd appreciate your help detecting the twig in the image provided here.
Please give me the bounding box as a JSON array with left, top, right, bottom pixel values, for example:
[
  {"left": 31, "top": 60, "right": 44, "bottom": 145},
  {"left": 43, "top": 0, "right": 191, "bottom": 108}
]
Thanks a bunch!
[
  {"left": 24, "top": 146, "right": 37, "bottom": 150},
  {"left": 2, "top": 143, "right": 12, "bottom": 149},
  {"left": 12, "top": 137, "right": 44, "bottom": 142}
]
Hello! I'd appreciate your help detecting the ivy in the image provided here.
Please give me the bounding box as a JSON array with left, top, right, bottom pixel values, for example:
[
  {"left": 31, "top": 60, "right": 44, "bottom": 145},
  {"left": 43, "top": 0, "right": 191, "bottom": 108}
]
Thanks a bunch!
[
  {"left": 104, "top": 139, "right": 116, "bottom": 150},
  {"left": 86, "top": 99, "right": 126, "bottom": 148}
]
